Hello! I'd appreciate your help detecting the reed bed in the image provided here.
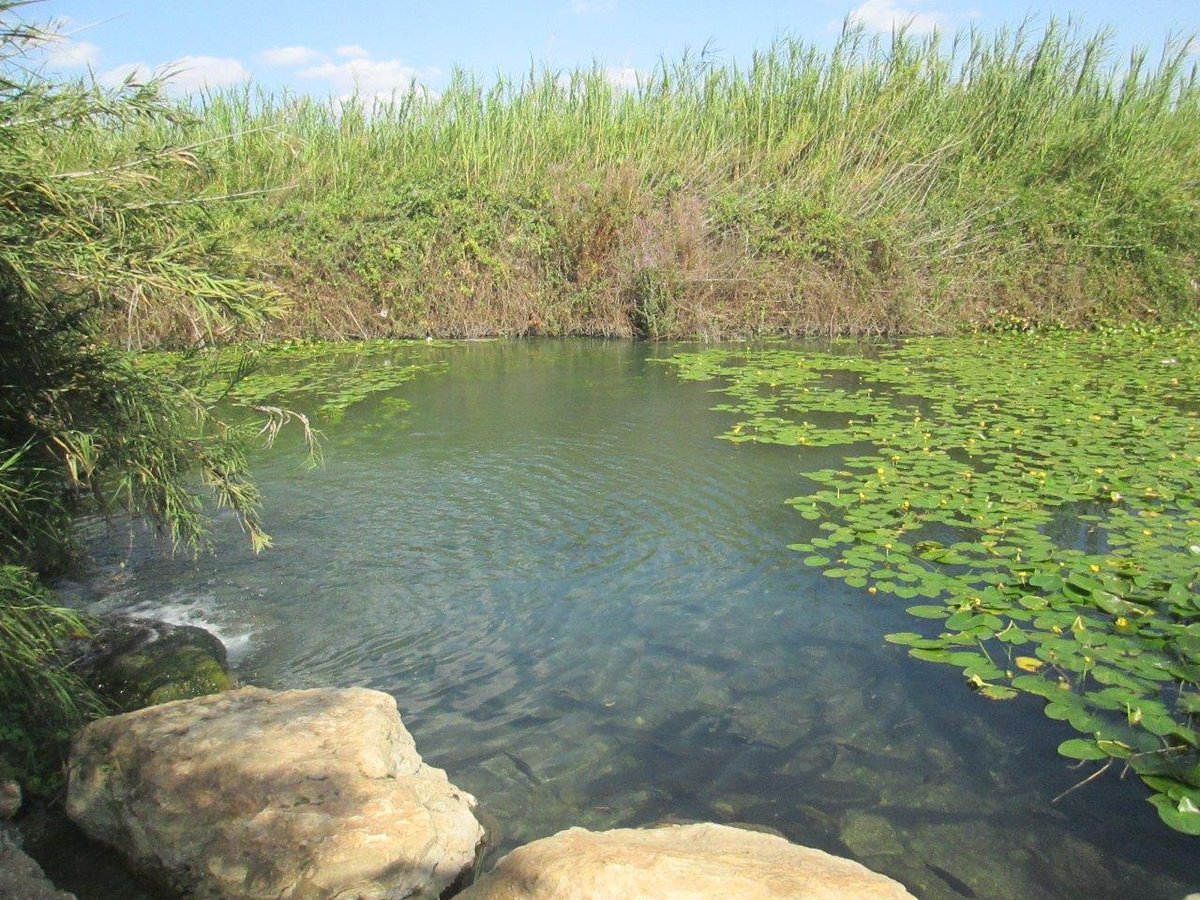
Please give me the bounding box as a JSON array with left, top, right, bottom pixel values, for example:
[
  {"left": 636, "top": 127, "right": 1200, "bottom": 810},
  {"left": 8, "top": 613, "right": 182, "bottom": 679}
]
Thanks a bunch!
[{"left": 63, "top": 21, "right": 1200, "bottom": 342}]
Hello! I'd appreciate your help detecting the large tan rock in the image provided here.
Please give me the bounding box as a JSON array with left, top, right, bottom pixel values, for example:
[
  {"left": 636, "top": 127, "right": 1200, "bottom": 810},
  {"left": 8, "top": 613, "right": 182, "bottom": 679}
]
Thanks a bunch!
[
  {"left": 459, "top": 822, "right": 915, "bottom": 900},
  {"left": 67, "top": 686, "right": 484, "bottom": 899}
]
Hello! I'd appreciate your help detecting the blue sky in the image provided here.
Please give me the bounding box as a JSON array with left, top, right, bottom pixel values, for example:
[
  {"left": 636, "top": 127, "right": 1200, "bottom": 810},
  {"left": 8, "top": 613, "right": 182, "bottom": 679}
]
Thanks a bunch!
[{"left": 21, "top": 0, "right": 1200, "bottom": 99}]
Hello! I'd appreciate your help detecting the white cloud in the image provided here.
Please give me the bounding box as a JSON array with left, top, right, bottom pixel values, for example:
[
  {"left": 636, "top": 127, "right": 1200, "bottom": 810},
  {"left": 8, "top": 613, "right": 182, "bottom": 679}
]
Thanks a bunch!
[
  {"left": 164, "top": 56, "right": 251, "bottom": 92},
  {"left": 45, "top": 36, "right": 101, "bottom": 68},
  {"left": 260, "top": 45, "right": 322, "bottom": 67},
  {"left": 99, "top": 56, "right": 249, "bottom": 93},
  {"left": 298, "top": 57, "right": 438, "bottom": 98},
  {"left": 335, "top": 44, "right": 372, "bottom": 59},
  {"left": 847, "top": 0, "right": 949, "bottom": 34},
  {"left": 98, "top": 62, "right": 152, "bottom": 87},
  {"left": 572, "top": 0, "right": 616, "bottom": 13},
  {"left": 1188, "top": 39, "right": 1200, "bottom": 56},
  {"left": 605, "top": 67, "right": 641, "bottom": 90},
  {"left": 34, "top": 18, "right": 101, "bottom": 68}
]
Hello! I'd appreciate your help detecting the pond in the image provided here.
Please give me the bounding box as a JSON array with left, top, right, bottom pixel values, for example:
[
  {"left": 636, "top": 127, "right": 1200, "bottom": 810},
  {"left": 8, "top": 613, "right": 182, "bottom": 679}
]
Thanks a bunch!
[{"left": 46, "top": 338, "right": 1199, "bottom": 899}]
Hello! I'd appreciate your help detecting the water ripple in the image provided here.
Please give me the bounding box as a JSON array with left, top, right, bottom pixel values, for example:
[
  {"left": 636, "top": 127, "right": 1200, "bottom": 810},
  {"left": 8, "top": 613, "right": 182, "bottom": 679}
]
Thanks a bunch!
[{"left": 79, "top": 341, "right": 1198, "bottom": 900}]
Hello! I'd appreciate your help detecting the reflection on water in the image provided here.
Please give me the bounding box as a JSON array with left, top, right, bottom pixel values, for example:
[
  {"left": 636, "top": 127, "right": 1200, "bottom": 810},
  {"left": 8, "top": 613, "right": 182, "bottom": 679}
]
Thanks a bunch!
[{"left": 58, "top": 340, "right": 1197, "bottom": 899}]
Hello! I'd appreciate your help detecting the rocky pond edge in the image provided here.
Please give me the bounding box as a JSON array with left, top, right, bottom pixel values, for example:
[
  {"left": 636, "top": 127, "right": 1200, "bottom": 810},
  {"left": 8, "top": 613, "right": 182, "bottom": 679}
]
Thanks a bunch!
[{"left": 3, "top": 614, "right": 918, "bottom": 898}]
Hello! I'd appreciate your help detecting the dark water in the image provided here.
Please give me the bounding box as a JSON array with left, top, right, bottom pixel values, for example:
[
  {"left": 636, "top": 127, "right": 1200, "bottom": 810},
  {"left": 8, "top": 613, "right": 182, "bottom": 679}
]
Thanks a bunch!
[{"left": 42, "top": 340, "right": 1199, "bottom": 899}]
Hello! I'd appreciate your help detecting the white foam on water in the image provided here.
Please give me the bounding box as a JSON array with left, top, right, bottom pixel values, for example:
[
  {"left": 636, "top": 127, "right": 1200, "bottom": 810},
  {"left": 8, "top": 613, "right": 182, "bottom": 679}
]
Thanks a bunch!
[{"left": 110, "top": 589, "right": 257, "bottom": 664}]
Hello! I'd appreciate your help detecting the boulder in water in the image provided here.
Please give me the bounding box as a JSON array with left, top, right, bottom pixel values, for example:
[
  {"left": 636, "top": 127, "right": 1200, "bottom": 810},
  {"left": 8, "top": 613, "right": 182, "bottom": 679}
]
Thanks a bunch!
[
  {"left": 67, "top": 686, "right": 485, "bottom": 899},
  {"left": 67, "top": 615, "right": 233, "bottom": 711},
  {"left": 459, "top": 822, "right": 916, "bottom": 899}
]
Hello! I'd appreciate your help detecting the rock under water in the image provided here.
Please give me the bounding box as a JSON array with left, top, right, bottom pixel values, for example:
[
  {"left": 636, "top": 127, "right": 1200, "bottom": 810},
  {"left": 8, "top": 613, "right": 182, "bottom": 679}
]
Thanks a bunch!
[{"left": 66, "top": 615, "right": 234, "bottom": 711}]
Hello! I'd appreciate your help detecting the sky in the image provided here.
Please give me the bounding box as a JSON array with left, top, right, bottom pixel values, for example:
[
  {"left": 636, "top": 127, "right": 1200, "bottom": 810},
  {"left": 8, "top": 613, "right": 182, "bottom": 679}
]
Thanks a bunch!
[{"left": 19, "top": 0, "right": 1200, "bottom": 100}]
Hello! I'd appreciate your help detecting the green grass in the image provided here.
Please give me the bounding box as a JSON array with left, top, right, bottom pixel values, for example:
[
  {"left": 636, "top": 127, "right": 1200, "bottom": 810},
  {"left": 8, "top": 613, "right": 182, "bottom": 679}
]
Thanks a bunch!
[
  {"left": 0, "top": 565, "right": 100, "bottom": 793},
  {"left": 60, "top": 20, "right": 1200, "bottom": 342}
]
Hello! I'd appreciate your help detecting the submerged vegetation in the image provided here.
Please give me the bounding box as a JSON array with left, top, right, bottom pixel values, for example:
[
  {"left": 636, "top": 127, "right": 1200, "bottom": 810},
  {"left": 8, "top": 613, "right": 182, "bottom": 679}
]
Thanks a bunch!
[
  {"left": 57, "top": 20, "right": 1200, "bottom": 343},
  {"left": 664, "top": 326, "right": 1200, "bottom": 833}
]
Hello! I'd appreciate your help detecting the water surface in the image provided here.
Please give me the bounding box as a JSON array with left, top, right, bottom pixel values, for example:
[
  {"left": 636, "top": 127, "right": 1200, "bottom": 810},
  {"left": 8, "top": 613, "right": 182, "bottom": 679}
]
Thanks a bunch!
[{"left": 57, "top": 340, "right": 1199, "bottom": 899}]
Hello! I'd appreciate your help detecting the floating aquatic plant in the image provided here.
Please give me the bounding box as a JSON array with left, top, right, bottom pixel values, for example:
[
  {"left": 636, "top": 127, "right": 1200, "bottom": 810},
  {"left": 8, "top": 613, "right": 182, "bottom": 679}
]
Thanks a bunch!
[
  {"left": 664, "top": 327, "right": 1200, "bottom": 834},
  {"left": 146, "top": 340, "right": 447, "bottom": 426}
]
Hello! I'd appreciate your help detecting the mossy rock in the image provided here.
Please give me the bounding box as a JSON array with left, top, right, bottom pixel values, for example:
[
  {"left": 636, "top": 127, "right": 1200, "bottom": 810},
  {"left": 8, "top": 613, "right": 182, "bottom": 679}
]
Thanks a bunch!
[{"left": 67, "top": 617, "right": 234, "bottom": 713}]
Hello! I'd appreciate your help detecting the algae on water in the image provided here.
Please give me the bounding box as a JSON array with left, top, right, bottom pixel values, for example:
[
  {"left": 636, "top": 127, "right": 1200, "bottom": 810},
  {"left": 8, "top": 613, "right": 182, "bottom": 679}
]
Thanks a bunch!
[{"left": 663, "top": 327, "right": 1200, "bottom": 835}]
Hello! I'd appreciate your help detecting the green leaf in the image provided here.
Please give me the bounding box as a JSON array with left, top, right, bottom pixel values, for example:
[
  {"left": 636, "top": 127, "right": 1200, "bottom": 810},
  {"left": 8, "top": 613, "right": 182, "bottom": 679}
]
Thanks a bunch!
[
  {"left": 1149, "top": 793, "right": 1200, "bottom": 835},
  {"left": 978, "top": 683, "right": 1019, "bottom": 700},
  {"left": 1058, "top": 739, "right": 1107, "bottom": 760}
]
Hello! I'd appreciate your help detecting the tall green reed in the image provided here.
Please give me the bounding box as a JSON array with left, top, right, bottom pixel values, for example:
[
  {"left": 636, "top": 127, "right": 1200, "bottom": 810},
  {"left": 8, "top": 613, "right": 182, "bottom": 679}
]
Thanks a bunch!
[{"left": 58, "top": 21, "right": 1200, "bottom": 339}]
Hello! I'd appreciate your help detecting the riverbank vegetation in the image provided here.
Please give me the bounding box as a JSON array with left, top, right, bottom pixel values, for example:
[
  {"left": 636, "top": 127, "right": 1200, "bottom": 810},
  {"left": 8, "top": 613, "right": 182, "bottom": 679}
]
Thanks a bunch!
[
  {"left": 0, "top": 6, "right": 283, "bottom": 786},
  {"left": 59, "top": 21, "right": 1200, "bottom": 344}
]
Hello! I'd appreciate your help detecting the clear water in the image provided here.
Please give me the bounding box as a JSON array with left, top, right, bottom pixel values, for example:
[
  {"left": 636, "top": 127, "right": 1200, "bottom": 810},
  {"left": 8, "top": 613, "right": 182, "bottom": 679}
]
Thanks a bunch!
[{"left": 47, "top": 340, "right": 1199, "bottom": 899}]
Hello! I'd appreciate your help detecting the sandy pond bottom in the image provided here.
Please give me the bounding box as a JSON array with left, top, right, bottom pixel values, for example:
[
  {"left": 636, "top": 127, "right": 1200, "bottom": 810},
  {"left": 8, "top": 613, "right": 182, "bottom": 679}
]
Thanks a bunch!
[{"left": 38, "top": 340, "right": 1198, "bottom": 899}]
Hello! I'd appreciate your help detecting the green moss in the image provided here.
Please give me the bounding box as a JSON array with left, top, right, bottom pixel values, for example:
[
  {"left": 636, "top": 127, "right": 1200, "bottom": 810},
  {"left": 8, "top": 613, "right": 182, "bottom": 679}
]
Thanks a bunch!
[
  {"left": 145, "top": 661, "right": 233, "bottom": 706},
  {"left": 86, "top": 623, "right": 235, "bottom": 713}
]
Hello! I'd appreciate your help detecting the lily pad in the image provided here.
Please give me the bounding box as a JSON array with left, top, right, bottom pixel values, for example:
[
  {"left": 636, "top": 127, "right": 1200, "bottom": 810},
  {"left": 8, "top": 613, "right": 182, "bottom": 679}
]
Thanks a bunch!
[{"left": 664, "top": 328, "right": 1200, "bottom": 834}]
